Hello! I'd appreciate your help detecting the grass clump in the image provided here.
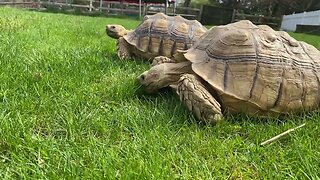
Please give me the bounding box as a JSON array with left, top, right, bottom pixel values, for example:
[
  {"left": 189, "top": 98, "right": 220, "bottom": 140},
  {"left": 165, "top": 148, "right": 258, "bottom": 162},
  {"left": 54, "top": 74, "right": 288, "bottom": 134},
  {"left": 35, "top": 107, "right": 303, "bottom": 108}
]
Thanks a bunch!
[{"left": 0, "top": 7, "right": 319, "bottom": 179}]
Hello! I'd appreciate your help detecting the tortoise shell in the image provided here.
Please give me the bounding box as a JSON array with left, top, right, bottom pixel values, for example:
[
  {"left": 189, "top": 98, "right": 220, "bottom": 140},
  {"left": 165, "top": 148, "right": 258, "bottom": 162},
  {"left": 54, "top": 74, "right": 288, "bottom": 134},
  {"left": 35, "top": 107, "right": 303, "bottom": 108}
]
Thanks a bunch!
[
  {"left": 124, "top": 13, "right": 207, "bottom": 59},
  {"left": 183, "top": 20, "right": 320, "bottom": 115}
]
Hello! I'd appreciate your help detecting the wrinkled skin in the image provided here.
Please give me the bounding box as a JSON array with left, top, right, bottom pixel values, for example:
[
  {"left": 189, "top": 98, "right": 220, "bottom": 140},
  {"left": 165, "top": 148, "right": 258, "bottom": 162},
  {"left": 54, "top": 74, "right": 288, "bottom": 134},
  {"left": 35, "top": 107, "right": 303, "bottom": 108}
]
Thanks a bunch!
[
  {"left": 106, "top": 24, "right": 129, "bottom": 39},
  {"left": 138, "top": 61, "right": 192, "bottom": 93}
]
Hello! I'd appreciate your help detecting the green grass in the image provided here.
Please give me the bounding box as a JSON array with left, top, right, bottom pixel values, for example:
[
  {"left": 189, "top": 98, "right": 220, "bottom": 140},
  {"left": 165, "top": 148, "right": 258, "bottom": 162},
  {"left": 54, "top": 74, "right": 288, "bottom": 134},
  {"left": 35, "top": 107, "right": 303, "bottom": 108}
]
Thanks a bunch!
[{"left": 0, "top": 7, "right": 320, "bottom": 179}]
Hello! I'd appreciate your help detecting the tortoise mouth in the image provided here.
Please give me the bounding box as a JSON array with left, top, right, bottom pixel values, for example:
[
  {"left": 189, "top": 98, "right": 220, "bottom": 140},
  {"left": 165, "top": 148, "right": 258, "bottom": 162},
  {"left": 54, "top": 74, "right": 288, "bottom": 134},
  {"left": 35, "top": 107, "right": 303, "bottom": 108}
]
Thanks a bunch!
[
  {"left": 145, "top": 83, "right": 158, "bottom": 93},
  {"left": 106, "top": 30, "right": 116, "bottom": 38},
  {"left": 137, "top": 75, "right": 159, "bottom": 94},
  {"left": 106, "top": 27, "right": 121, "bottom": 39}
]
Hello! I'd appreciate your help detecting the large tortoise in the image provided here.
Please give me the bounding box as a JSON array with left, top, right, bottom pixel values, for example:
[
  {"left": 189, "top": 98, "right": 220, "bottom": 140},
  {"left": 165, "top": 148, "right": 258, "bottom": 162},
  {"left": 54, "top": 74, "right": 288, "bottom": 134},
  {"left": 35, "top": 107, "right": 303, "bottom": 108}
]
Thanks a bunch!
[
  {"left": 106, "top": 13, "right": 207, "bottom": 60},
  {"left": 138, "top": 20, "right": 320, "bottom": 124}
]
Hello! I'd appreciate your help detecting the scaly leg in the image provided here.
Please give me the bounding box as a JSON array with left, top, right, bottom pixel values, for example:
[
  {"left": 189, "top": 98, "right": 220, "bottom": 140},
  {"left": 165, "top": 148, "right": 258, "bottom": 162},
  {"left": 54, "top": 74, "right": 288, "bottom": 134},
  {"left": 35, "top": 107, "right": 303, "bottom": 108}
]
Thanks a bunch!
[
  {"left": 117, "top": 37, "right": 132, "bottom": 60},
  {"left": 151, "top": 56, "right": 177, "bottom": 66},
  {"left": 177, "top": 74, "right": 223, "bottom": 124}
]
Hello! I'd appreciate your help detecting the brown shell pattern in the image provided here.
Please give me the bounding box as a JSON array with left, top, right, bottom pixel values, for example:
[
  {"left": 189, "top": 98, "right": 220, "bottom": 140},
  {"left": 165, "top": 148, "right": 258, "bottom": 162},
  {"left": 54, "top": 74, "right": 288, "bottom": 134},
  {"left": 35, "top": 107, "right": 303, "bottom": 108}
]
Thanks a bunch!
[
  {"left": 124, "top": 13, "right": 207, "bottom": 58},
  {"left": 185, "top": 20, "right": 320, "bottom": 115}
]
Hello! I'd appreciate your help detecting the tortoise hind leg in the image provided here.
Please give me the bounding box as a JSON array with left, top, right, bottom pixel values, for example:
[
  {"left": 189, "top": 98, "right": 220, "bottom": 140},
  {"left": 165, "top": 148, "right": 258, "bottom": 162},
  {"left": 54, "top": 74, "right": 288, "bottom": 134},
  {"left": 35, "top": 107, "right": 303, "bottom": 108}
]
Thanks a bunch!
[
  {"left": 177, "top": 74, "right": 223, "bottom": 124},
  {"left": 117, "top": 37, "right": 132, "bottom": 60},
  {"left": 151, "top": 56, "right": 176, "bottom": 66}
]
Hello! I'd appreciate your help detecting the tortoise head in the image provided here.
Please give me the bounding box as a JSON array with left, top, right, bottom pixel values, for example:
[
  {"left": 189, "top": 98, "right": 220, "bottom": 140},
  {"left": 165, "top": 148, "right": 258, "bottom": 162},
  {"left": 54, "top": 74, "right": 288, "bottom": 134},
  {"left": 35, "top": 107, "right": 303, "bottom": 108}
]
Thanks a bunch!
[
  {"left": 138, "top": 62, "right": 192, "bottom": 94},
  {"left": 106, "top": 24, "right": 128, "bottom": 39}
]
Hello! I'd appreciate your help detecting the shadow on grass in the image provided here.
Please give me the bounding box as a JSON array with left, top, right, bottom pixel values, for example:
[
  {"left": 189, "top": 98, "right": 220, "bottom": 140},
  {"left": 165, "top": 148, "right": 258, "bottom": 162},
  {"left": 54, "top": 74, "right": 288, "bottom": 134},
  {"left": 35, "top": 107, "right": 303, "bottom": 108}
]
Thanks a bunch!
[
  {"left": 136, "top": 85, "right": 315, "bottom": 128},
  {"left": 225, "top": 111, "right": 314, "bottom": 126}
]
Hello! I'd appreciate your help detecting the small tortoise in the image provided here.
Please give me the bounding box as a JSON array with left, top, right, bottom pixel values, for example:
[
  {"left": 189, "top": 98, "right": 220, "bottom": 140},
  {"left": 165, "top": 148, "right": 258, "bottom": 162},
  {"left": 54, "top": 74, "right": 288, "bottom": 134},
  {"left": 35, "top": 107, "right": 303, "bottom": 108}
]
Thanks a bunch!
[
  {"left": 106, "top": 13, "right": 207, "bottom": 60},
  {"left": 138, "top": 20, "right": 320, "bottom": 124}
]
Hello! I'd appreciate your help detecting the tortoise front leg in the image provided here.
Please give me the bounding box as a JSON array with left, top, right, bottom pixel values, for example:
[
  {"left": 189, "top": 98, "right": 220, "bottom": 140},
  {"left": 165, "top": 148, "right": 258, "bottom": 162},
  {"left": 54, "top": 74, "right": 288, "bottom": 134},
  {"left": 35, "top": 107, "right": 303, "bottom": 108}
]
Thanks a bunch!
[
  {"left": 177, "top": 74, "right": 223, "bottom": 124},
  {"left": 117, "top": 37, "right": 132, "bottom": 60}
]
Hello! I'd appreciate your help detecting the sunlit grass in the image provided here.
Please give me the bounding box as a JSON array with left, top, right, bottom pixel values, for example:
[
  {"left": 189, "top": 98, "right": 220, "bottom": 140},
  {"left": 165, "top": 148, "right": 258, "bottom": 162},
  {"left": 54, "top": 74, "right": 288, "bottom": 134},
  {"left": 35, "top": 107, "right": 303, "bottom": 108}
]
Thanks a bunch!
[{"left": 0, "top": 7, "right": 319, "bottom": 179}]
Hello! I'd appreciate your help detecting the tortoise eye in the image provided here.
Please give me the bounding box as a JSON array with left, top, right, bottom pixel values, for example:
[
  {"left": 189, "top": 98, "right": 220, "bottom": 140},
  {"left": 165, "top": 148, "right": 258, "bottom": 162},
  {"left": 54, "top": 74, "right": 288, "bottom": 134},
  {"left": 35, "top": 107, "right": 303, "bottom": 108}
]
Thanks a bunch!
[{"left": 111, "top": 26, "right": 115, "bottom": 29}]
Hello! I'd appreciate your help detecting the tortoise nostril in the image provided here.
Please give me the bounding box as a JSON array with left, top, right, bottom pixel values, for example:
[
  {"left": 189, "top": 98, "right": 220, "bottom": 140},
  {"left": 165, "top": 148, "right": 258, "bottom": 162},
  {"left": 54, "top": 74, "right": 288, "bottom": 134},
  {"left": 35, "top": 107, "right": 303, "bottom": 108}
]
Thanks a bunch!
[{"left": 140, "top": 75, "right": 145, "bottom": 81}]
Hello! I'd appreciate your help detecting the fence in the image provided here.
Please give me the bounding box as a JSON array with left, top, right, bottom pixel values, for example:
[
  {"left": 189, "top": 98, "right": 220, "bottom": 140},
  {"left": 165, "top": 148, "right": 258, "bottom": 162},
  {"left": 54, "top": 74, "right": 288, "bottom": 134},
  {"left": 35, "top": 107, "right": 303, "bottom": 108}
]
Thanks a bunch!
[
  {"left": 0, "top": 0, "right": 202, "bottom": 20},
  {"left": 232, "top": 12, "right": 281, "bottom": 29},
  {"left": 0, "top": 0, "right": 40, "bottom": 8},
  {"left": 281, "top": 10, "right": 320, "bottom": 31},
  {"left": 200, "top": 5, "right": 233, "bottom": 25},
  {"left": 199, "top": 5, "right": 282, "bottom": 27},
  {"left": 38, "top": 0, "right": 144, "bottom": 17},
  {"left": 145, "top": 5, "right": 200, "bottom": 20}
]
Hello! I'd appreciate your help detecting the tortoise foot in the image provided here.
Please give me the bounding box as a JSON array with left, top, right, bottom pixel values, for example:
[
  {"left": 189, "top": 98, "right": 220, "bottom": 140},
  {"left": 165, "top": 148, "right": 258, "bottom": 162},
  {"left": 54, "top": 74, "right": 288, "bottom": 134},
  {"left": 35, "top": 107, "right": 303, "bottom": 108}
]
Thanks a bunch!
[{"left": 177, "top": 74, "right": 223, "bottom": 125}]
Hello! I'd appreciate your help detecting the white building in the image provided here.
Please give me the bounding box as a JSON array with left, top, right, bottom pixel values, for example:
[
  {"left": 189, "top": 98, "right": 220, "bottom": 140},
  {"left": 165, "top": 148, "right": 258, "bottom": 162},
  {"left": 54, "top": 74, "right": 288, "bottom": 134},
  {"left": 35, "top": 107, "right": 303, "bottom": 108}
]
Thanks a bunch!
[{"left": 281, "top": 10, "right": 320, "bottom": 31}]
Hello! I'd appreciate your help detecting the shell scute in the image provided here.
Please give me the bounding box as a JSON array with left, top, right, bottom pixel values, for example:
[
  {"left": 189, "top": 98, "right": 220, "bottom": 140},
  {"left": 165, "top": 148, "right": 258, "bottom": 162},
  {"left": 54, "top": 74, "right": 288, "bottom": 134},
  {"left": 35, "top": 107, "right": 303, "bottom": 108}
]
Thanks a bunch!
[
  {"left": 249, "top": 64, "right": 283, "bottom": 111},
  {"left": 204, "top": 29, "right": 256, "bottom": 59},
  {"left": 170, "top": 23, "right": 189, "bottom": 48},
  {"left": 220, "top": 29, "right": 250, "bottom": 45},
  {"left": 271, "top": 68, "right": 304, "bottom": 112},
  {"left": 161, "top": 37, "right": 175, "bottom": 57},
  {"left": 138, "top": 36, "right": 150, "bottom": 52},
  {"left": 152, "top": 18, "right": 169, "bottom": 33},
  {"left": 149, "top": 36, "right": 162, "bottom": 54}
]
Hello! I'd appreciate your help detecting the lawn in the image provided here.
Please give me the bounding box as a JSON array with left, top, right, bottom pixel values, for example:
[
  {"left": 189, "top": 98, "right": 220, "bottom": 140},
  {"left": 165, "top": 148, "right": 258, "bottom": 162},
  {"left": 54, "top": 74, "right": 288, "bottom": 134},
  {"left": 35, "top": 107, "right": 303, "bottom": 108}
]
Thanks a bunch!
[{"left": 0, "top": 7, "right": 319, "bottom": 179}]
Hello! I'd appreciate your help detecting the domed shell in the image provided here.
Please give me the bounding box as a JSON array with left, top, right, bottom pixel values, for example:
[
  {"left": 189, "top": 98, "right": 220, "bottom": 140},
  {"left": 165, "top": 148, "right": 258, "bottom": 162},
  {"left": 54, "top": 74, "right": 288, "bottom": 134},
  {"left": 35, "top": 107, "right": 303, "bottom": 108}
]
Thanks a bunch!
[
  {"left": 124, "top": 13, "right": 207, "bottom": 58},
  {"left": 184, "top": 20, "right": 320, "bottom": 115}
]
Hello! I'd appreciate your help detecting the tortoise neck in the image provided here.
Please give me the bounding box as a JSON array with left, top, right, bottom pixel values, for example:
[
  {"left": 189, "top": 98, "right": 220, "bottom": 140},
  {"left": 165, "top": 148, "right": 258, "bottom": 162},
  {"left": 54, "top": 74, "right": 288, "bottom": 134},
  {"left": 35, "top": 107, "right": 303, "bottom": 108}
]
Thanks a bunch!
[
  {"left": 163, "top": 61, "right": 193, "bottom": 85},
  {"left": 123, "top": 29, "right": 133, "bottom": 36}
]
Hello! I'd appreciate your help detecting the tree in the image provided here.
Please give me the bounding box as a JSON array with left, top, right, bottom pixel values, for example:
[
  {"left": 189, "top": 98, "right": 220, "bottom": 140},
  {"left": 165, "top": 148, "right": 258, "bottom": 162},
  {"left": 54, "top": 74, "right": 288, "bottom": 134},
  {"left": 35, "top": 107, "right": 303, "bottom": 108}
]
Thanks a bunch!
[
  {"left": 207, "top": 0, "right": 239, "bottom": 9},
  {"left": 203, "top": 0, "right": 320, "bottom": 16},
  {"left": 183, "top": 0, "right": 192, "bottom": 7},
  {"left": 275, "top": 0, "right": 320, "bottom": 14}
]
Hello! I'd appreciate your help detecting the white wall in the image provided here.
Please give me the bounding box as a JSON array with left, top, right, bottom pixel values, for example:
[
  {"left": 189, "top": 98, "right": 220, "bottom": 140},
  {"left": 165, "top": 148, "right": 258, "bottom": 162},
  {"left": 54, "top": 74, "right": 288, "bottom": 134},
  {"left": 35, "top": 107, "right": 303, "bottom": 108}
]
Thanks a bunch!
[{"left": 281, "top": 10, "right": 320, "bottom": 31}]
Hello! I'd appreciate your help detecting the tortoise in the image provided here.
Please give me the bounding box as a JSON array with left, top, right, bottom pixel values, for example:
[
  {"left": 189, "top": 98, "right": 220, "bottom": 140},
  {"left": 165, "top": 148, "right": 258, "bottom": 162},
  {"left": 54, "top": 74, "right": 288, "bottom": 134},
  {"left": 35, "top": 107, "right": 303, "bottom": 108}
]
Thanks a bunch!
[
  {"left": 106, "top": 13, "right": 207, "bottom": 60},
  {"left": 138, "top": 20, "right": 320, "bottom": 124}
]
